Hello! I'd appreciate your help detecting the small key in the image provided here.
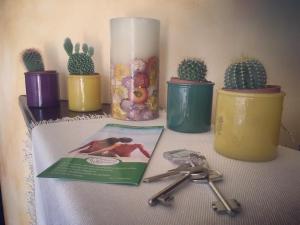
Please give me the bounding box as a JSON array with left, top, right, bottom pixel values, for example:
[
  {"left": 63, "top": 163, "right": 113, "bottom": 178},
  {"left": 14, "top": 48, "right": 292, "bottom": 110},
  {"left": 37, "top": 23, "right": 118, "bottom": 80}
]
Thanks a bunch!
[
  {"left": 192, "top": 169, "right": 223, "bottom": 183},
  {"left": 148, "top": 166, "right": 206, "bottom": 206},
  {"left": 145, "top": 152, "right": 206, "bottom": 183},
  {"left": 193, "top": 173, "right": 241, "bottom": 216},
  {"left": 144, "top": 169, "right": 186, "bottom": 183},
  {"left": 143, "top": 163, "right": 192, "bottom": 183}
]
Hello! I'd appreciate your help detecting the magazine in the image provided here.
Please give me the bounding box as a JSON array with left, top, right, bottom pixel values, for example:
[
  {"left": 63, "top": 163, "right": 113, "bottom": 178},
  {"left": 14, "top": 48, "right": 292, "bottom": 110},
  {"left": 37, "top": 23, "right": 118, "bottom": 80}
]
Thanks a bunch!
[{"left": 38, "top": 124, "right": 164, "bottom": 185}]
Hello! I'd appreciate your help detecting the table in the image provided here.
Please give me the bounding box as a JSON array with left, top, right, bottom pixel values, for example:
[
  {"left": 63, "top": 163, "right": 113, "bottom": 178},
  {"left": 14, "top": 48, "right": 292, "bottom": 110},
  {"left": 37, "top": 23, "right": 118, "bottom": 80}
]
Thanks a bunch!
[{"left": 30, "top": 113, "right": 300, "bottom": 225}]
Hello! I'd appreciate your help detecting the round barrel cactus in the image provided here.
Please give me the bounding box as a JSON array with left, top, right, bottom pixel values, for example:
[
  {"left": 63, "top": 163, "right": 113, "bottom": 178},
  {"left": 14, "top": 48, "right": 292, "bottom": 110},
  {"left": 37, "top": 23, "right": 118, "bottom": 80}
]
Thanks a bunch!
[
  {"left": 22, "top": 48, "right": 45, "bottom": 72},
  {"left": 224, "top": 57, "right": 267, "bottom": 89},
  {"left": 64, "top": 38, "right": 95, "bottom": 75},
  {"left": 178, "top": 58, "right": 207, "bottom": 81}
]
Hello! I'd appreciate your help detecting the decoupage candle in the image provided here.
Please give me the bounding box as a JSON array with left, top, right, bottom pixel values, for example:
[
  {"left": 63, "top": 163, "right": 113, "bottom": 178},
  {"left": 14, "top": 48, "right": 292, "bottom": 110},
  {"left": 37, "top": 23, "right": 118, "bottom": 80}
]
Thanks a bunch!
[{"left": 110, "top": 17, "right": 160, "bottom": 120}]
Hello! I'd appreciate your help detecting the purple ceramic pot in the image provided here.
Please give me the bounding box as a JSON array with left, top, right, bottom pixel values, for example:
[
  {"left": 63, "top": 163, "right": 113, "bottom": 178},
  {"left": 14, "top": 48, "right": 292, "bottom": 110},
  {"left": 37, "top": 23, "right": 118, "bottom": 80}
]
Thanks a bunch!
[{"left": 25, "top": 70, "right": 59, "bottom": 107}]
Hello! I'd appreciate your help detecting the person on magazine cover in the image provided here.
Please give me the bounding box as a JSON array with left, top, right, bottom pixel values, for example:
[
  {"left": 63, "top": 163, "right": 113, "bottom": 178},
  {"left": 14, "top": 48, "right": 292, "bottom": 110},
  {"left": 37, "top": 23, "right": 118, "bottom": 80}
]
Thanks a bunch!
[
  {"left": 70, "top": 137, "right": 150, "bottom": 158},
  {"left": 69, "top": 137, "right": 130, "bottom": 153}
]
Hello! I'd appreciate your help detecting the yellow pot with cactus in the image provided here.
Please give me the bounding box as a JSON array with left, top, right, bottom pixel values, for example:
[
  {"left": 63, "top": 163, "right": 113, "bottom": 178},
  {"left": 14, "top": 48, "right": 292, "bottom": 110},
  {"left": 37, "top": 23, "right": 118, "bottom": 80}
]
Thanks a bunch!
[
  {"left": 214, "top": 57, "right": 285, "bottom": 162},
  {"left": 68, "top": 74, "right": 101, "bottom": 111},
  {"left": 64, "top": 38, "right": 101, "bottom": 112}
]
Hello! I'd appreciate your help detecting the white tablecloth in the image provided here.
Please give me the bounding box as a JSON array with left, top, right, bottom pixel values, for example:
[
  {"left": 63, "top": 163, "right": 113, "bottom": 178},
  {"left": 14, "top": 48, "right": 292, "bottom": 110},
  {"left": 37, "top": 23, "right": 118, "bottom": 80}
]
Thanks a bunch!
[{"left": 31, "top": 114, "right": 300, "bottom": 225}]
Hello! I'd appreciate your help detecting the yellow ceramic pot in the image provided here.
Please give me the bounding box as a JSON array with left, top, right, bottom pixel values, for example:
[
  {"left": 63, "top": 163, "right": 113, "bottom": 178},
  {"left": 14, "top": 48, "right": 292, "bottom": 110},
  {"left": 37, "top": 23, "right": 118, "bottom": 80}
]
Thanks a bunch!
[
  {"left": 68, "top": 74, "right": 101, "bottom": 112},
  {"left": 214, "top": 89, "right": 285, "bottom": 161}
]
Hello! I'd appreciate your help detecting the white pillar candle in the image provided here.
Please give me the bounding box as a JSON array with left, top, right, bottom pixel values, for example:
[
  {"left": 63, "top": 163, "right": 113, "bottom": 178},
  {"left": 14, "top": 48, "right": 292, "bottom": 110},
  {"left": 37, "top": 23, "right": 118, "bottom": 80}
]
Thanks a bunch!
[{"left": 110, "top": 17, "right": 160, "bottom": 121}]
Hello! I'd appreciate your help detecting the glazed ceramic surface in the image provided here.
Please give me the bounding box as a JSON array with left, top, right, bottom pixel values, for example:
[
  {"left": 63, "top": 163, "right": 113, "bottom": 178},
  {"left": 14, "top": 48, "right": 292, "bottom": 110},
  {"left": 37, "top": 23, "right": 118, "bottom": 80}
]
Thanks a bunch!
[
  {"left": 110, "top": 17, "right": 160, "bottom": 120},
  {"left": 214, "top": 89, "right": 285, "bottom": 161},
  {"left": 68, "top": 74, "right": 101, "bottom": 112},
  {"left": 167, "top": 82, "right": 214, "bottom": 133},
  {"left": 25, "top": 71, "right": 59, "bottom": 107}
]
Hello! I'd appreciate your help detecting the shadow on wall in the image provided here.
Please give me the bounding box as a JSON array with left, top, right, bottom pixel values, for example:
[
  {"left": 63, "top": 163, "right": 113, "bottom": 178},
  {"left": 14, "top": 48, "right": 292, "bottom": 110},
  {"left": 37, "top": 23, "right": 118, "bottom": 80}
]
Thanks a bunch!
[
  {"left": 158, "top": 19, "right": 169, "bottom": 107},
  {"left": 44, "top": 41, "right": 67, "bottom": 100}
]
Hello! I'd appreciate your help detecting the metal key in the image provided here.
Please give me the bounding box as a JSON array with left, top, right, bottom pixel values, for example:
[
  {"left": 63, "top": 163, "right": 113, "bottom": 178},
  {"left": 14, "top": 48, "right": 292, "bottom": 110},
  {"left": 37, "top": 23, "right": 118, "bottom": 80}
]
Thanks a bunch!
[
  {"left": 148, "top": 173, "right": 191, "bottom": 206},
  {"left": 143, "top": 163, "right": 192, "bottom": 183},
  {"left": 148, "top": 166, "right": 206, "bottom": 206},
  {"left": 192, "top": 169, "right": 223, "bottom": 183},
  {"left": 209, "top": 180, "right": 241, "bottom": 216},
  {"left": 191, "top": 154, "right": 241, "bottom": 216},
  {"left": 144, "top": 153, "right": 205, "bottom": 183},
  {"left": 193, "top": 171, "right": 241, "bottom": 216}
]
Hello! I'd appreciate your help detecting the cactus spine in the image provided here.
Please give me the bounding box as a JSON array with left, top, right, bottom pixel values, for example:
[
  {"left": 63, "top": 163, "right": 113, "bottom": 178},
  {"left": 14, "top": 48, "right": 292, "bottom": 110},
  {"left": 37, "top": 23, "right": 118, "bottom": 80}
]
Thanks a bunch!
[
  {"left": 22, "top": 48, "right": 45, "bottom": 72},
  {"left": 178, "top": 58, "right": 207, "bottom": 81},
  {"left": 64, "top": 38, "right": 95, "bottom": 75},
  {"left": 224, "top": 57, "right": 267, "bottom": 89}
]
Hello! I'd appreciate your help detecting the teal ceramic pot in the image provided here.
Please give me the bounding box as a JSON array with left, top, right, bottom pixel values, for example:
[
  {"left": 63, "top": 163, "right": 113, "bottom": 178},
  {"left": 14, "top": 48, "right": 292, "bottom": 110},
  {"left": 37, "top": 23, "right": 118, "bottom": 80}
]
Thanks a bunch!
[{"left": 167, "top": 81, "right": 214, "bottom": 133}]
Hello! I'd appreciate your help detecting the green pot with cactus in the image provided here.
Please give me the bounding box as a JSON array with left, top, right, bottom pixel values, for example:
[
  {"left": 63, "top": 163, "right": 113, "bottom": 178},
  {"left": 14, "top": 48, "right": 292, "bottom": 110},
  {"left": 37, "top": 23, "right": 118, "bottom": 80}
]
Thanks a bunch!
[
  {"left": 167, "top": 58, "right": 214, "bottom": 133},
  {"left": 64, "top": 38, "right": 101, "bottom": 112},
  {"left": 214, "top": 57, "right": 285, "bottom": 161},
  {"left": 22, "top": 48, "right": 59, "bottom": 107}
]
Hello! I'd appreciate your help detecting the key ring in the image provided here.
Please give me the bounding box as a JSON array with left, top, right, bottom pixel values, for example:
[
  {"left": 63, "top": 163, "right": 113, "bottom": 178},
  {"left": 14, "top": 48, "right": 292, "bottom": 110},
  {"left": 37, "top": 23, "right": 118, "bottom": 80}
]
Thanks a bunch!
[{"left": 163, "top": 149, "right": 204, "bottom": 165}]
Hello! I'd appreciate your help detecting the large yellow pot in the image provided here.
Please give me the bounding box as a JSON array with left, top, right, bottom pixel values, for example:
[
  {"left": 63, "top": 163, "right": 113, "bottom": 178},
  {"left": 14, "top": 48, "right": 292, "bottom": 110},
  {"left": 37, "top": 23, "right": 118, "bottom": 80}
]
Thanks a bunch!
[
  {"left": 68, "top": 74, "right": 101, "bottom": 112},
  {"left": 214, "top": 89, "right": 285, "bottom": 161}
]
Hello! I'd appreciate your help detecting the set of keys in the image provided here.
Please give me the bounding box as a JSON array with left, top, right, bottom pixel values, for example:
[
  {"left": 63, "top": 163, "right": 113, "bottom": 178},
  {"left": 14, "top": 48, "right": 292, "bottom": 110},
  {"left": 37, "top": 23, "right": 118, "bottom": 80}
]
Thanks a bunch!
[{"left": 143, "top": 150, "right": 241, "bottom": 216}]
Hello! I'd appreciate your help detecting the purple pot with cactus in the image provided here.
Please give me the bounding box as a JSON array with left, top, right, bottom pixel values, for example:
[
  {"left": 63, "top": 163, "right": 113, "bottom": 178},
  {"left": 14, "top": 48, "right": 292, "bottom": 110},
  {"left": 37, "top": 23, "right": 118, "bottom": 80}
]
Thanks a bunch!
[
  {"left": 25, "top": 71, "right": 59, "bottom": 107},
  {"left": 22, "top": 48, "right": 59, "bottom": 107}
]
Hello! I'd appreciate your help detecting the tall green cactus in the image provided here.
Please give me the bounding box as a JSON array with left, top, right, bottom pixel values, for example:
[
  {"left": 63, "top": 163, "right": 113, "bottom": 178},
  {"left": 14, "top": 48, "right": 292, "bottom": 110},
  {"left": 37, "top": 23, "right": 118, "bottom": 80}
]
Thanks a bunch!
[
  {"left": 224, "top": 57, "right": 267, "bottom": 89},
  {"left": 22, "top": 48, "right": 45, "bottom": 72},
  {"left": 64, "top": 38, "right": 95, "bottom": 75},
  {"left": 178, "top": 58, "right": 207, "bottom": 81}
]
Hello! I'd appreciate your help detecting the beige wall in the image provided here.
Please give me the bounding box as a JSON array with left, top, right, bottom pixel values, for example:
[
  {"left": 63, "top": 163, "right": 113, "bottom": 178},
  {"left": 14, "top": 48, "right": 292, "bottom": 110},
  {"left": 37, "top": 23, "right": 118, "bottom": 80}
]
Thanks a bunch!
[{"left": 0, "top": 0, "right": 299, "bottom": 224}]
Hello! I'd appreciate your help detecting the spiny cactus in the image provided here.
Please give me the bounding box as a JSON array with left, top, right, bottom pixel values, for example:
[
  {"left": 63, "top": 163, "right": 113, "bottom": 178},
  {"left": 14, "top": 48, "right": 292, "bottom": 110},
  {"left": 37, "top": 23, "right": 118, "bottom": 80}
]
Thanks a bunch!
[
  {"left": 224, "top": 57, "right": 267, "bottom": 89},
  {"left": 64, "top": 38, "right": 95, "bottom": 75},
  {"left": 178, "top": 58, "right": 207, "bottom": 81},
  {"left": 22, "top": 48, "right": 45, "bottom": 72}
]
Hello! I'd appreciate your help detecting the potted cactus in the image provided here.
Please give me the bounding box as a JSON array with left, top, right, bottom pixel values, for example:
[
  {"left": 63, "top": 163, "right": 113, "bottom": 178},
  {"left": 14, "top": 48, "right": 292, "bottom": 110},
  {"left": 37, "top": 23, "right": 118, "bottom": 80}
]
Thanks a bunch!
[
  {"left": 64, "top": 38, "right": 101, "bottom": 112},
  {"left": 22, "top": 48, "right": 59, "bottom": 107},
  {"left": 214, "top": 57, "right": 285, "bottom": 161},
  {"left": 167, "top": 58, "right": 214, "bottom": 133}
]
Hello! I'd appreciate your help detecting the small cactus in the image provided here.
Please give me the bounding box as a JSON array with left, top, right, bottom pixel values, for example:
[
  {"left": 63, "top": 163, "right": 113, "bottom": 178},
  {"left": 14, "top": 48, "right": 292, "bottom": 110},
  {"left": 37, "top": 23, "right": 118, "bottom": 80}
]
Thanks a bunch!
[
  {"left": 224, "top": 57, "right": 267, "bottom": 89},
  {"left": 22, "top": 48, "right": 45, "bottom": 72},
  {"left": 178, "top": 58, "right": 207, "bottom": 81},
  {"left": 64, "top": 38, "right": 95, "bottom": 75}
]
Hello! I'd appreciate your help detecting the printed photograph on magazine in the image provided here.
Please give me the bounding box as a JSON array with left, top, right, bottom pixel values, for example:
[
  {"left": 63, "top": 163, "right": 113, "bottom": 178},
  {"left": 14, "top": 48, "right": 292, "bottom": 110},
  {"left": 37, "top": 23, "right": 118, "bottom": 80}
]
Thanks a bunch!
[{"left": 38, "top": 124, "right": 164, "bottom": 185}]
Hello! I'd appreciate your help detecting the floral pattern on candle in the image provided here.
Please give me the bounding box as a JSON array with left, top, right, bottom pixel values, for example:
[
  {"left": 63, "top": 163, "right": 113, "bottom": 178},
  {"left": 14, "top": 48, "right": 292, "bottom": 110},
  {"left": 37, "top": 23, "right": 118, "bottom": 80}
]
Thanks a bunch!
[
  {"left": 111, "top": 56, "right": 159, "bottom": 120},
  {"left": 114, "top": 64, "right": 130, "bottom": 81}
]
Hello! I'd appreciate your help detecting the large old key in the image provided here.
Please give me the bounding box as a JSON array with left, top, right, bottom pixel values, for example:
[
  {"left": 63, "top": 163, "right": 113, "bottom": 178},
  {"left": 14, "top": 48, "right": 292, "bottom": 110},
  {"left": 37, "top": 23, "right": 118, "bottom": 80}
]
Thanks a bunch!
[
  {"left": 145, "top": 152, "right": 224, "bottom": 207},
  {"left": 193, "top": 169, "right": 241, "bottom": 216},
  {"left": 147, "top": 165, "right": 206, "bottom": 206}
]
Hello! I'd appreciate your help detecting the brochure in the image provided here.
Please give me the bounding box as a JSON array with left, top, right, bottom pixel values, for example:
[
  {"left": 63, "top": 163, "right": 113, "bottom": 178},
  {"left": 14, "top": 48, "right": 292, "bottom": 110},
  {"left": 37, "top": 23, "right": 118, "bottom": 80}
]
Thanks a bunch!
[{"left": 38, "top": 124, "right": 164, "bottom": 185}]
